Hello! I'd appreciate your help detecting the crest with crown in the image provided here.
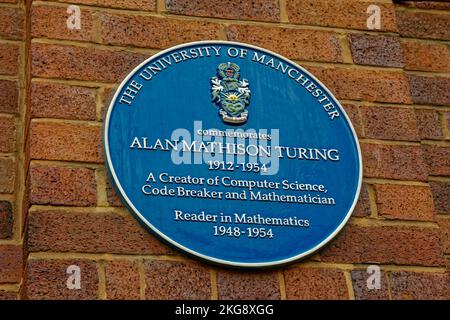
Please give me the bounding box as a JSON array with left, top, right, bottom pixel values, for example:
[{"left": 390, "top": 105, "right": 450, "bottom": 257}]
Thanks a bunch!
[{"left": 210, "top": 62, "right": 251, "bottom": 124}]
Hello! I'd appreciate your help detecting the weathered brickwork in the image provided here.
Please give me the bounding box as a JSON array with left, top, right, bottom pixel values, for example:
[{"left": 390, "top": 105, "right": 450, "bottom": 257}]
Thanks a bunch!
[
  {"left": 0, "top": 0, "right": 449, "bottom": 300},
  {"left": 0, "top": 0, "right": 26, "bottom": 300}
]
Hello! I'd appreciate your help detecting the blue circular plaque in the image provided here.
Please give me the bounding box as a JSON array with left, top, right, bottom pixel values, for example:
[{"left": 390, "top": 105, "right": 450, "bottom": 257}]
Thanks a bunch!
[{"left": 104, "top": 41, "right": 362, "bottom": 268}]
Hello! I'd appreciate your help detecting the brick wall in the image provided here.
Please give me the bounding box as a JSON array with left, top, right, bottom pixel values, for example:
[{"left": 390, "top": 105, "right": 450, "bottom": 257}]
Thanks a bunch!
[
  {"left": 0, "top": 0, "right": 27, "bottom": 301},
  {"left": 0, "top": 0, "right": 448, "bottom": 300}
]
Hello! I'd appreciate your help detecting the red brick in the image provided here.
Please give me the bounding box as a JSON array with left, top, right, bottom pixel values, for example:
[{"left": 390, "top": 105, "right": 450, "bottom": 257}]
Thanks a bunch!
[
  {"left": 0, "top": 116, "right": 16, "bottom": 153},
  {"left": 0, "top": 43, "right": 19, "bottom": 76},
  {"left": 438, "top": 218, "right": 450, "bottom": 254},
  {"left": 144, "top": 260, "right": 211, "bottom": 300},
  {"left": 41, "top": 0, "right": 155, "bottom": 10},
  {"left": 349, "top": 34, "right": 403, "bottom": 68},
  {"left": 0, "top": 290, "right": 16, "bottom": 300},
  {"left": 422, "top": 145, "right": 450, "bottom": 176},
  {"left": 32, "top": 43, "right": 147, "bottom": 82},
  {"left": 415, "top": 109, "right": 443, "bottom": 140},
  {"left": 284, "top": 267, "right": 348, "bottom": 300},
  {"left": 166, "top": 0, "right": 280, "bottom": 22},
  {"left": 351, "top": 269, "right": 389, "bottom": 300},
  {"left": 31, "top": 6, "right": 94, "bottom": 42},
  {"left": 360, "top": 106, "right": 419, "bottom": 141},
  {"left": 31, "top": 82, "right": 97, "bottom": 121},
  {"left": 430, "top": 181, "right": 450, "bottom": 215},
  {"left": 100, "top": 13, "right": 222, "bottom": 49},
  {"left": 361, "top": 143, "right": 428, "bottom": 181},
  {"left": 353, "top": 183, "right": 371, "bottom": 217},
  {"left": 408, "top": 75, "right": 450, "bottom": 106},
  {"left": 0, "top": 80, "right": 18, "bottom": 114},
  {"left": 0, "top": 201, "right": 13, "bottom": 239},
  {"left": 106, "top": 177, "right": 123, "bottom": 207},
  {"left": 306, "top": 66, "right": 411, "bottom": 104},
  {"left": 342, "top": 103, "right": 363, "bottom": 138},
  {"left": 374, "top": 184, "right": 435, "bottom": 221},
  {"left": 24, "top": 259, "right": 98, "bottom": 300},
  {"left": 446, "top": 112, "right": 450, "bottom": 136},
  {"left": 414, "top": 1, "right": 450, "bottom": 10},
  {"left": 390, "top": 271, "right": 449, "bottom": 300},
  {"left": 28, "top": 209, "right": 172, "bottom": 255},
  {"left": 401, "top": 41, "right": 450, "bottom": 73},
  {"left": 30, "top": 121, "right": 102, "bottom": 163},
  {"left": 0, "top": 245, "right": 22, "bottom": 283},
  {"left": 287, "top": 0, "right": 397, "bottom": 32},
  {"left": 227, "top": 25, "right": 342, "bottom": 63},
  {"left": 396, "top": 10, "right": 450, "bottom": 41},
  {"left": 217, "top": 270, "right": 280, "bottom": 300},
  {"left": 29, "top": 165, "right": 97, "bottom": 206},
  {"left": 105, "top": 261, "right": 140, "bottom": 300},
  {"left": 0, "top": 7, "right": 24, "bottom": 40},
  {"left": 100, "top": 87, "right": 116, "bottom": 122},
  {"left": 0, "top": 157, "right": 15, "bottom": 194},
  {"left": 320, "top": 225, "right": 443, "bottom": 266}
]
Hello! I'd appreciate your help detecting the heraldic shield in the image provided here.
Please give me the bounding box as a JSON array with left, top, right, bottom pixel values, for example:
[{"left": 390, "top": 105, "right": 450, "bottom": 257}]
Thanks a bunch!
[{"left": 210, "top": 62, "right": 251, "bottom": 124}]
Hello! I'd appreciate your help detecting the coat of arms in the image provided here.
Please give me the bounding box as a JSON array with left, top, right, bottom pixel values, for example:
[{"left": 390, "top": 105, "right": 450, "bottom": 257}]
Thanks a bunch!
[{"left": 211, "top": 62, "right": 251, "bottom": 124}]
